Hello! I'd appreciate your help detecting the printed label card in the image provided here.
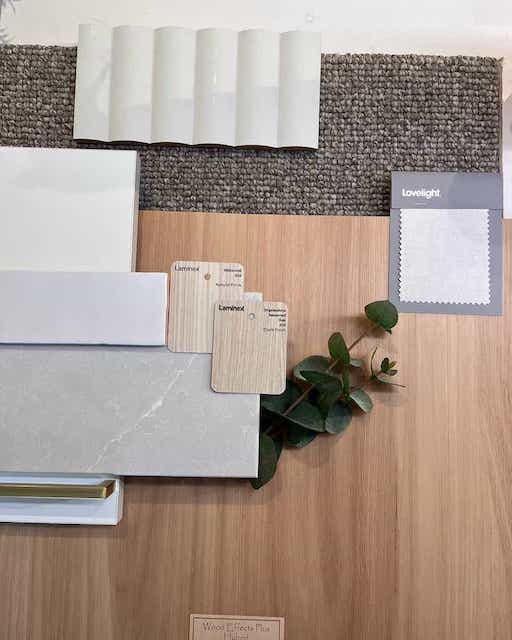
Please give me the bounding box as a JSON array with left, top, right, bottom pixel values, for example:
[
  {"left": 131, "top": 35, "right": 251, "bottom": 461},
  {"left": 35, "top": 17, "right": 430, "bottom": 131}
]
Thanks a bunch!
[
  {"left": 168, "top": 261, "right": 244, "bottom": 353},
  {"left": 211, "top": 300, "right": 287, "bottom": 394},
  {"left": 190, "top": 615, "right": 284, "bottom": 640}
]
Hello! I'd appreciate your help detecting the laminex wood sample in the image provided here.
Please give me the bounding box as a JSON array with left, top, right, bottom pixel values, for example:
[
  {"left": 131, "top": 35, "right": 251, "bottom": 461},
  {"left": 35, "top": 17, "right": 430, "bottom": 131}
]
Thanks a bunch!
[
  {"left": 0, "top": 271, "right": 168, "bottom": 345},
  {"left": 168, "top": 260, "right": 244, "bottom": 352},
  {"left": 0, "top": 147, "right": 139, "bottom": 272},
  {"left": 211, "top": 300, "right": 287, "bottom": 394}
]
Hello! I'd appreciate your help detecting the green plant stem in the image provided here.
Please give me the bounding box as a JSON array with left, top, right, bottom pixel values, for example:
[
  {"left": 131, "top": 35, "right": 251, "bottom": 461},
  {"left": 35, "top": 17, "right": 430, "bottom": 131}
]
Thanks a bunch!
[
  {"left": 281, "top": 326, "right": 374, "bottom": 417},
  {"left": 346, "top": 329, "right": 372, "bottom": 352}
]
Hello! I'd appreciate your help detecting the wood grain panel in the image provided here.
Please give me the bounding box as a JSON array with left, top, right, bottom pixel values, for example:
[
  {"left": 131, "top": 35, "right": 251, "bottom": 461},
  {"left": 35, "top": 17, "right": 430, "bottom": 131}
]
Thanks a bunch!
[{"left": 1, "top": 211, "right": 511, "bottom": 640}]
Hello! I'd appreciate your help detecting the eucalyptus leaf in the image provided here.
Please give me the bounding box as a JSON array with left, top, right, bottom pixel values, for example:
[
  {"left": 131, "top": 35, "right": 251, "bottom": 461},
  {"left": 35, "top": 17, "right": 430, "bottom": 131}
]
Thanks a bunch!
[
  {"left": 286, "top": 424, "right": 318, "bottom": 448},
  {"left": 293, "top": 355, "right": 331, "bottom": 382},
  {"left": 349, "top": 388, "right": 373, "bottom": 413},
  {"left": 273, "top": 435, "right": 284, "bottom": 460},
  {"left": 341, "top": 368, "right": 350, "bottom": 397},
  {"left": 375, "top": 374, "right": 405, "bottom": 388},
  {"left": 388, "top": 369, "right": 398, "bottom": 376},
  {"left": 380, "top": 357, "right": 390, "bottom": 372},
  {"left": 328, "top": 332, "right": 350, "bottom": 365},
  {"left": 325, "top": 402, "right": 352, "bottom": 434},
  {"left": 365, "top": 300, "right": 398, "bottom": 333},
  {"left": 261, "top": 379, "right": 301, "bottom": 416},
  {"left": 317, "top": 391, "right": 341, "bottom": 417},
  {"left": 370, "top": 346, "right": 378, "bottom": 375},
  {"left": 286, "top": 401, "right": 325, "bottom": 432},
  {"left": 300, "top": 369, "right": 342, "bottom": 390},
  {"left": 251, "top": 433, "right": 279, "bottom": 489}
]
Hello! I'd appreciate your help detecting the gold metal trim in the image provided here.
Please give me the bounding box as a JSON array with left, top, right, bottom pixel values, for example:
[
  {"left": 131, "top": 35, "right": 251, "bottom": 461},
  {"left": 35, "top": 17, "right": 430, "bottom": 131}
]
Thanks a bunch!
[{"left": 0, "top": 480, "right": 116, "bottom": 499}]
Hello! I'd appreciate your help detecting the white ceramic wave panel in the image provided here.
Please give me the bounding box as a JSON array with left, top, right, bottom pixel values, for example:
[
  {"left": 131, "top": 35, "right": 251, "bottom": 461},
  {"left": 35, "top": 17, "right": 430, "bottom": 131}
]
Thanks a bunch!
[
  {"left": 73, "top": 25, "right": 321, "bottom": 148},
  {"left": 0, "top": 147, "right": 139, "bottom": 272},
  {"left": 0, "top": 272, "right": 168, "bottom": 345}
]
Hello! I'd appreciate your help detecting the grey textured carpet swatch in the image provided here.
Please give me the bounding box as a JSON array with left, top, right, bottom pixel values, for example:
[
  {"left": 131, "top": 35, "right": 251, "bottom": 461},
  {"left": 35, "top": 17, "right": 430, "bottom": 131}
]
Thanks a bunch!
[{"left": 0, "top": 46, "right": 501, "bottom": 215}]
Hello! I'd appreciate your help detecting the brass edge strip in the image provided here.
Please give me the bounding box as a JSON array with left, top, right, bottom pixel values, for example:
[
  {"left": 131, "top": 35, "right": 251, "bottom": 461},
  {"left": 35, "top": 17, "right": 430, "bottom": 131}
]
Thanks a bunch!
[{"left": 0, "top": 480, "right": 116, "bottom": 499}]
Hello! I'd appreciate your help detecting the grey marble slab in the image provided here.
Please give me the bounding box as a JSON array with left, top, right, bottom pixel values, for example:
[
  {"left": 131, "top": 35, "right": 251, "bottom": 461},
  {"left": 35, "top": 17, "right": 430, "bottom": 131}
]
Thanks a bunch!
[{"left": 0, "top": 346, "right": 259, "bottom": 477}]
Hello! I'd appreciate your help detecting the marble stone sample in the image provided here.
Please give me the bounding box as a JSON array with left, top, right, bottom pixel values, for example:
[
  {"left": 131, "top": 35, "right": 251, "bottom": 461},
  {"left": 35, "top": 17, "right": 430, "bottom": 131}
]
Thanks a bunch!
[
  {"left": 0, "top": 271, "right": 168, "bottom": 345},
  {"left": 0, "top": 346, "right": 259, "bottom": 477}
]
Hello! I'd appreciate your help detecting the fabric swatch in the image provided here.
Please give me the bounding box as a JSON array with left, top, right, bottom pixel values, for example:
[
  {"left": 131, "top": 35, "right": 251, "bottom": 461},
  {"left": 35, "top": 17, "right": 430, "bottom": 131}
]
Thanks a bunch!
[{"left": 399, "top": 209, "right": 490, "bottom": 304}]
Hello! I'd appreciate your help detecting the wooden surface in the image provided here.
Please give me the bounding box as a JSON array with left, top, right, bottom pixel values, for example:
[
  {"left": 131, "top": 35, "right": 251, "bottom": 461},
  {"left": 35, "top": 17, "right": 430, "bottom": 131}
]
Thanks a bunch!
[{"left": 1, "top": 211, "right": 511, "bottom": 640}]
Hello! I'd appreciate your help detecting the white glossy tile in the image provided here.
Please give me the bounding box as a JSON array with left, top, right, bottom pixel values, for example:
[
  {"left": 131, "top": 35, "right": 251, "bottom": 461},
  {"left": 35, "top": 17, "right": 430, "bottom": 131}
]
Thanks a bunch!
[
  {"left": 0, "top": 146, "right": 139, "bottom": 271},
  {"left": 0, "top": 271, "right": 168, "bottom": 345}
]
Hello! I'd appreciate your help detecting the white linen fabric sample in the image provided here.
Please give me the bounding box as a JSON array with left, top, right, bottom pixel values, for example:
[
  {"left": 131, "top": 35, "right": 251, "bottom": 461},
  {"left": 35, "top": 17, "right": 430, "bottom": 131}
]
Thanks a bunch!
[
  {"left": 73, "top": 25, "right": 321, "bottom": 148},
  {"left": 399, "top": 209, "right": 490, "bottom": 305}
]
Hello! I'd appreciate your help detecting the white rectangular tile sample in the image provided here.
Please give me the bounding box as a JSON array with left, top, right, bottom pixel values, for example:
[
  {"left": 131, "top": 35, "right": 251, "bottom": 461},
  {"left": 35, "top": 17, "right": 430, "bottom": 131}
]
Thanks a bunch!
[
  {"left": 0, "top": 146, "right": 139, "bottom": 271},
  {"left": 74, "top": 25, "right": 321, "bottom": 148},
  {"left": 0, "top": 346, "right": 259, "bottom": 477},
  {"left": 0, "top": 474, "right": 123, "bottom": 526},
  {"left": 0, "top": 271, "right": 168, "bottom": 345},
  {"left": 399, "top": 209, "right": 490, "bottom": 304}
]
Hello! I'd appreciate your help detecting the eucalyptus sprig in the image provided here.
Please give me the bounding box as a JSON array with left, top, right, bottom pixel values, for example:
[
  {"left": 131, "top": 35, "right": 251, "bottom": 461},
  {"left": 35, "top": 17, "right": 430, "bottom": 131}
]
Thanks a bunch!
[{"left": 252, "top": 300, "right": 403, "bottom": 489}]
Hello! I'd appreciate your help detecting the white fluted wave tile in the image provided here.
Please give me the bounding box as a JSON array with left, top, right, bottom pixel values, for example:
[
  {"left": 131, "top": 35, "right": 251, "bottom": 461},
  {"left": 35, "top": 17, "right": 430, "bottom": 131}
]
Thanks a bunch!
[
  {"left": 0, "top": 346, "right": 259, "bottom": 477},
  {"left": 0, "top": 271, "right": 168, "bottom": 345},
  {"left": 74, "top": 24, "right": 321, "bottom": 148},
  {"left": 0, "top": 147, "right": 139, "bottom": 272}
]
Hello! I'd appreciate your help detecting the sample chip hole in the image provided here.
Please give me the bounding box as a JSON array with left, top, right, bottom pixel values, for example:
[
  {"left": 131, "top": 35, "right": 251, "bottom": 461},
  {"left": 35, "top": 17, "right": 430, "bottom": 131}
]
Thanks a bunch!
[
  {"left": 249, "top": 312, "right": 256, "bottom": 320},
  {"left": 204, "top": 273, "right": 211, "bottom": 281}
]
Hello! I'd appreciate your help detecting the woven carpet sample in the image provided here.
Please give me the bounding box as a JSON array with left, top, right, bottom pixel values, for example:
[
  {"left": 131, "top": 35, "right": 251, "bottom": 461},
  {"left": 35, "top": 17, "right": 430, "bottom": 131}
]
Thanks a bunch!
[{"left": 0, "top": 46, "right": 501, "bottom": 215}]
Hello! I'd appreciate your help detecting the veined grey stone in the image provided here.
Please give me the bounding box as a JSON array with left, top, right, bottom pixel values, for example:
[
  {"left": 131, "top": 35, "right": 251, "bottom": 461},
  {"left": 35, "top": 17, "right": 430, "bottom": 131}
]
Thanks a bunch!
[{"left": 0, "top": 346, "right": 259, "bottom": 477}]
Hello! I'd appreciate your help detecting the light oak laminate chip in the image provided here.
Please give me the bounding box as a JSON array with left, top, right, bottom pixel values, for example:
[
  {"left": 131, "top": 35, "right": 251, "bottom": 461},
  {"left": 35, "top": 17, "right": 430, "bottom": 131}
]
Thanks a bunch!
[
  {"left": 168, "top": 261, "right": 244, "bottom": 353},
  {"left": 212, "top": 300, "right": 287, "bottom": 394}
]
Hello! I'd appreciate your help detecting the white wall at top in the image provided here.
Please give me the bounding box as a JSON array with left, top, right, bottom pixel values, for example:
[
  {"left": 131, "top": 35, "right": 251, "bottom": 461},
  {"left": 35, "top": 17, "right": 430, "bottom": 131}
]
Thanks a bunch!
[{"left": 1, "top": 0, "right": 512, "bottom": 95}]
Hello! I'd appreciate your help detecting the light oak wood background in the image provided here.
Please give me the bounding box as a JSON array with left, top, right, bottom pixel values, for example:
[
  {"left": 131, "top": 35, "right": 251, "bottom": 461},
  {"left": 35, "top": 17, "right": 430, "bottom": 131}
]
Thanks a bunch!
[{"left": 1, "top": 211, "right": 511, "bottom": 640}]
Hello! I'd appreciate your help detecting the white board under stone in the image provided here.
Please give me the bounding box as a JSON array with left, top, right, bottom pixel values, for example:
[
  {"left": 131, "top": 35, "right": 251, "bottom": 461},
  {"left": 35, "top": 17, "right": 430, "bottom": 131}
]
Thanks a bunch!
[
  {"left": 0, "top": 346, "right": 259, "bottom": 478},
  {"left": 0, "top": 271, "right": 168, "bottom": 345},
  {"left": 0, "top": 474, "right": 124, "bottom": 525}
]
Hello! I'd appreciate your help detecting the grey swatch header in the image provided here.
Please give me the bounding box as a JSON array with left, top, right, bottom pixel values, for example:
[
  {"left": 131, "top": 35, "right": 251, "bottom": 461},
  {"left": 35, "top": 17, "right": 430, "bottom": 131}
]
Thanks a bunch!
[{"left": 391, "top": 171, "right": 502, "bottom": 210}]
